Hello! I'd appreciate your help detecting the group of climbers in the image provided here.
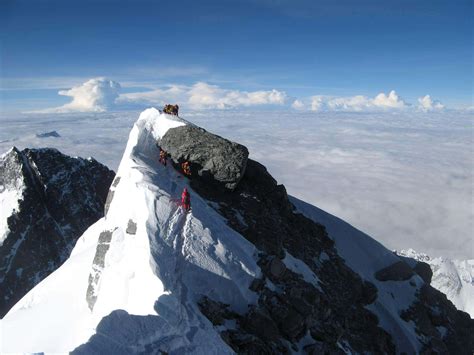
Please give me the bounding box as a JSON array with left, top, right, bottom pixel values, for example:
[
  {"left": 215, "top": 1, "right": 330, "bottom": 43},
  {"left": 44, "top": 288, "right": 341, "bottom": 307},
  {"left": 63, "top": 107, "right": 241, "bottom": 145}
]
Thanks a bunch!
[
  {"left": 156, "top": 120, "right": 191, "bottom": 211},
  {"left": 163, "top": 104, "right": 179, "bottom": 116},
  {"left": 158, "top": 104, "right": 192, "bottom": 211}
]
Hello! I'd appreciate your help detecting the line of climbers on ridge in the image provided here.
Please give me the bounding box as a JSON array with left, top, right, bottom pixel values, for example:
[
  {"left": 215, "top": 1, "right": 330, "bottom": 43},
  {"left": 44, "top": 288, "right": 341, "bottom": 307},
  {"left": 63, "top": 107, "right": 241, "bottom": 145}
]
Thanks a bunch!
[
  {"left": 157, "top": 104, "right": 191, "bottom": 212},
  {"left": 157, "top": 146, "right": 192, "bottom": 212}
]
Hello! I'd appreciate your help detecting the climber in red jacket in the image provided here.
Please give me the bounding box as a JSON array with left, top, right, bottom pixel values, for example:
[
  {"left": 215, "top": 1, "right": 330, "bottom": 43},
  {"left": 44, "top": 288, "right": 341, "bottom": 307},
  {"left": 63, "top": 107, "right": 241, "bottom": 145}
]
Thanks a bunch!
[{"left": 181, "top": 187, "right": 191, "bottom": 211}]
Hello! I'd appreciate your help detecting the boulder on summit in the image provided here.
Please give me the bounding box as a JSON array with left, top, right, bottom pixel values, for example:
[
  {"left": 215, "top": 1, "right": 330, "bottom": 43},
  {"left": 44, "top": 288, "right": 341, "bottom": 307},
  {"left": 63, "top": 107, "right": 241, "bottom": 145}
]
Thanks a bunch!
[{"left": 160, "top": 125, "right": 249, "bottom": 190}]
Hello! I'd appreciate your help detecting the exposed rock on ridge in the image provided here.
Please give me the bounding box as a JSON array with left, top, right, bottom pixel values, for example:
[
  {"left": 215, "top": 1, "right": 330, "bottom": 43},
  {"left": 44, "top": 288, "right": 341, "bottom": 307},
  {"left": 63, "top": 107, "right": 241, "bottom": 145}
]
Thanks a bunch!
[{"left": 160, "top": 125, "right": 249, "bottom": 190}]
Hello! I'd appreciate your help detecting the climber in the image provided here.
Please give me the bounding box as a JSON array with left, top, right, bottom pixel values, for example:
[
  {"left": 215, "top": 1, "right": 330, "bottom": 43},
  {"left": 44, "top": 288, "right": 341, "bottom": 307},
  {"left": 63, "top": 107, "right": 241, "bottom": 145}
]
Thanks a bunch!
[
  {"left": 181, "top": 187, "right": 191, "bottom": 211},
  {"left": 181, "top": 161, "right": 191, "bottom": 176},
  {"left": 159, "top": 148, "right": 167, "bottom": 166}
]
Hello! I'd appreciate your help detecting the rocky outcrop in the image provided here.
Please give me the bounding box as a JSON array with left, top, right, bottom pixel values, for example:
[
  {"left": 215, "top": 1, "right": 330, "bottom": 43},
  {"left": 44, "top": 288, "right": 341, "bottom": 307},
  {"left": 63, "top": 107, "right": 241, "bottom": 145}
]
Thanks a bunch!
[
  {"left": 375, "top": 260, "right": 415, "bottom": 281},
  {"left": 0, "top": 147, "right": 114, "bottom": 318},
  {"left": 160, "top": 125, "right": 248, "bottom": 190},
  {"left": 401, "top": 285, "right": 474, "bottom": 353},
  {"left": 413, "top": 261, "right": 433, "bottom": 284},
  {"left": 397, "top": 252, "right": 434, "bottom": 284}
]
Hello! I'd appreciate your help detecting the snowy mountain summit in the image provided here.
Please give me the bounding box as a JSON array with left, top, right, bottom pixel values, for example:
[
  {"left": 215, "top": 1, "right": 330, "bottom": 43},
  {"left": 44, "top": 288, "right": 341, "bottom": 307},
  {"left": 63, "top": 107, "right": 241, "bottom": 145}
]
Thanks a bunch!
[
  {"left": 398, "top": 249, "right": 474, "bottom": 318},
  {"left": 1, "top": 108, "right": 472, "bottom": 354}
]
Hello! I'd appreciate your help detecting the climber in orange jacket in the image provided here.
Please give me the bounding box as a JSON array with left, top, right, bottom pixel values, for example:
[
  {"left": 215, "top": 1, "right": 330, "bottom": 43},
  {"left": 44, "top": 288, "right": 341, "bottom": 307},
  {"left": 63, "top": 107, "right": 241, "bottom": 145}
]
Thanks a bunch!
[{"left": 181, "top": 187, "right": 191, "bottom": 211}]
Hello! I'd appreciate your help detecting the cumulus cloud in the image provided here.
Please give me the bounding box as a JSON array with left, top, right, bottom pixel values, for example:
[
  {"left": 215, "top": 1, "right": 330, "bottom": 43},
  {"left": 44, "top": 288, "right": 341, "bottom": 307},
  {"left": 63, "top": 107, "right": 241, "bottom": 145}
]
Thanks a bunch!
[
  {"left": 36, "top": 77, "right": 448, "bottom": 115},
  {"left": 308, "top": 90, "right": 407, "bottom": 112},
  {"left": 291, "top": 99, "right": 305, "bottom": 110},
  {"left": 117, "top": 85, "right": 188, "bottom": 106},
  {"left": 417, "top": 95, "right": 444, "bottom": 112},
  {"left": 188, "top": 82, "right": 287, "bottom": 109},
  {"left": 37, "top": 77, "right": 121, "bottom": 113},
  {"left": 372, "top": 91, "right": 406, "bottom": 109},
  {"left": 119, "top": 82, "right": 288, "bottom": 109}
]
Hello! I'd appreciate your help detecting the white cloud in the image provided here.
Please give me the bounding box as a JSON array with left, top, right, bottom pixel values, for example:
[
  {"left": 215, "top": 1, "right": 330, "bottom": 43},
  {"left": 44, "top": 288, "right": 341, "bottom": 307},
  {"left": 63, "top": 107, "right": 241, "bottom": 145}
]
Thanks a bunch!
[
  {"left": 33, "top": 77, "right": 449, "bottom": 115},
  {"left": 118, "top": 85, "right": 188, "bottom": 106},
  {"left": 188, "top": 82, "right": 287, "bottom": 109},
  {"left": 417, "top": 95, "right": 444, "bottom": 112},
  {"left": 372, "top": 90, "right": 406, "bottom": 109},
  {"left": 291, "top": 99, "right": 305, "bottom": 110},
  {"left": 309, "top": 90, "right": 407, "bottom": 112},
  {"left": 120, "top": 82, "right": 288, "bottom": 109},
  {"left": 37, "top": 77, "right": 121, "bottom": 113}
]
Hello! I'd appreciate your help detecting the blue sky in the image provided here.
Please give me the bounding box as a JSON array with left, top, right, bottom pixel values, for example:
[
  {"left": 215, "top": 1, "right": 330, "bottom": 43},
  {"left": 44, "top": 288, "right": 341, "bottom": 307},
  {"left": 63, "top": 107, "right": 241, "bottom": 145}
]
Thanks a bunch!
[{"left": 1, "top": 0, "right": 472, "bottom": 112}]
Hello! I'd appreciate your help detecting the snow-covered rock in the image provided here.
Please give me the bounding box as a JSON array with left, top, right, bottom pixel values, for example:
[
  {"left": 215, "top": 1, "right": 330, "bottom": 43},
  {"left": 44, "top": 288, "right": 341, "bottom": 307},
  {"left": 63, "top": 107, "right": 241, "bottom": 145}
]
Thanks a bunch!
[
  {"left": 0, "top": 147, "right": 114, "bottom": 318},
  {"left": 398, "top": 248, "right": 474, "bottom": 317},
  {"left": 1, "top": 108, "right": 472, "bottom": 354}
]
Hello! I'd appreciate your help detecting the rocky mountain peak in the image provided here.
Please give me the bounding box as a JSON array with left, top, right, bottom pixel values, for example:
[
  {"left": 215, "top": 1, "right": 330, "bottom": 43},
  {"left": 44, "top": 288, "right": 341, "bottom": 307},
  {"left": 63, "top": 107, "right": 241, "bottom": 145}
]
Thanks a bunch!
[{"left": 0, "top": 147, "right": 115, "bottom": 317}]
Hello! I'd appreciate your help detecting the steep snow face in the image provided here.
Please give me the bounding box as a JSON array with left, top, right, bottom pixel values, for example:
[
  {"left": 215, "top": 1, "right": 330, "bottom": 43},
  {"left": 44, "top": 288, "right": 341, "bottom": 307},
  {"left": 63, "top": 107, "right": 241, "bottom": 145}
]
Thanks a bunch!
[
  {"left": 399, "top": 249, "right": 474, "bottom": 317},
  {"left": 0, "top": 149, "right": 24, "bottom": 246},
  {"left": 1, "top": 108, "right": 260, "bottom": 354}
]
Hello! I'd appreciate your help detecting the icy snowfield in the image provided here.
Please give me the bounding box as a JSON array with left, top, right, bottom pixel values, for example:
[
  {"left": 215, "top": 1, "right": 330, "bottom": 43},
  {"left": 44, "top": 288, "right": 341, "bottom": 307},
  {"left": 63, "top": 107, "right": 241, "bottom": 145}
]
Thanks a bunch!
[
  {"left": 0, "top": 109, "right": 471, "bottom": 259},
  {"left": 1, "top": 109, "right": 261, "bottom": 353}
]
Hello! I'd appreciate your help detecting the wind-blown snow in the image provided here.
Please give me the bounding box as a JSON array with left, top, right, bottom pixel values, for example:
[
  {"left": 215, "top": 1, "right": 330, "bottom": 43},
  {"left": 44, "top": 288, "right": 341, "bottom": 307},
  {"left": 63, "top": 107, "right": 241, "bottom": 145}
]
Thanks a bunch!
[{"left": 1, "top": 108, "right": 260, "bottom": 353}]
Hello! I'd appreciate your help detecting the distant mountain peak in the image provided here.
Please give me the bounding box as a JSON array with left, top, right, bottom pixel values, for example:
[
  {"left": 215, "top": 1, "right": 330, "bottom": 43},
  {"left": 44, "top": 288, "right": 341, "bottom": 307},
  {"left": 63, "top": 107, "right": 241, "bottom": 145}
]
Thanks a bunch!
[{"left": 397, "top": 249, "right": 474, "bottom": 317}]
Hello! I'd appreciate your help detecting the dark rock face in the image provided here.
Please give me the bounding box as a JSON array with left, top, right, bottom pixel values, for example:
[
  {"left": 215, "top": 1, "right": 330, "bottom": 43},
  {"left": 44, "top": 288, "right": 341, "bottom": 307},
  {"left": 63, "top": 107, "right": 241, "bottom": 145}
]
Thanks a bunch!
[
  {"left": 414, "top": 261, "right": 433, "bottom": 284},
  {"left": 36, "top": 131, "right": 60, "bottom": 138},
  {"left": 0, "top": 147, "right": 114, "bottom": 318},
  {"left": 160, "top": 125, "right": 249, "bottom": 190},
  {"left": 401, "top": 285, "right": 474, "bottom": 354},
  {"left": 192, "top": 159, "right": 395, "bottom": 354},
  {"left": 375, "top": 260, "right": 415, "bottom": 281}
]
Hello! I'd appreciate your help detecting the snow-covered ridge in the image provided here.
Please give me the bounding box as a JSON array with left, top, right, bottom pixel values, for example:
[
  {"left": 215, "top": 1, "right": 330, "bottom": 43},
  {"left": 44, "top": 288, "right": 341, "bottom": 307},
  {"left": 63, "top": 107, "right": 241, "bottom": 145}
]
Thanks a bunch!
[
  {"left": 398, "top": 249, "right": 474, "bottom": 317},
  {"left": 1, "top": 108, "right": 260, "bottom": 353}
]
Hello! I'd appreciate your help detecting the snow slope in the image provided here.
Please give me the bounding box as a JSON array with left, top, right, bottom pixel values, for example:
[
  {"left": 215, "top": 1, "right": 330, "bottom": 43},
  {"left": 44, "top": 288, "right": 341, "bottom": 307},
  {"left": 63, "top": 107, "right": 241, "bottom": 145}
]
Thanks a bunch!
[
  {"left": 398, "top": 249, "right": 474, "bottom": 317},
  {"left": 1, "top": 108, "right": 261, "bottom": 353}
]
